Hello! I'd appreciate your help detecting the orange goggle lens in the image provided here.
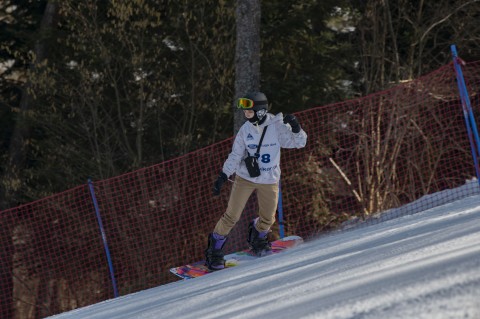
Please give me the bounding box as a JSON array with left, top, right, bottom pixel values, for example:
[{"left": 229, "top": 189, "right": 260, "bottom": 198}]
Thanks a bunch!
[{"left": 237, "top": 98, "right": 254, "bottom": 109}]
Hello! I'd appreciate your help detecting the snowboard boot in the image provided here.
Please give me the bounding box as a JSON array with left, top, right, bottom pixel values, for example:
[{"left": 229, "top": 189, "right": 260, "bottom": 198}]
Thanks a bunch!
[
  {"left": 247, "top": 218, "right": 272, "bottom": 257},
  {"left": 205, "top": 233, "right": 227, "bottom": 271}
]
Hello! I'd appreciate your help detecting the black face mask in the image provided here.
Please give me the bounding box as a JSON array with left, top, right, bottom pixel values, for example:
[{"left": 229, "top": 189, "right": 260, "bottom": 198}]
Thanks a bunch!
[{"left": 247, "top": 109, "right": 267, "bottom": 124}]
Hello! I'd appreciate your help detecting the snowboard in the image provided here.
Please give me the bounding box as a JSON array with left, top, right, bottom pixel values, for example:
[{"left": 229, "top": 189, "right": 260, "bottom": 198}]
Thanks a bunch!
[{"left": 170, "top": 235, "right": 303, "bottom": 280}]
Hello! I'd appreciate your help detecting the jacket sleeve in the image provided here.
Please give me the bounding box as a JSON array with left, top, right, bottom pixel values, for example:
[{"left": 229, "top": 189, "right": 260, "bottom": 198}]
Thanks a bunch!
[
  {"left": 222, "top": 128, "right": 247, "bottom": 177},
  {"left": 277, "top": 119, "right": 307, "bottom": 149}
]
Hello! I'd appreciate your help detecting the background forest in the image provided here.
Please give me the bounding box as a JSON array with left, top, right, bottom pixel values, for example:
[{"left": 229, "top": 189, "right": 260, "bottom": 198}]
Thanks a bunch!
[{"left": 1, "top": 0, "right": 480, "bottom": 210}]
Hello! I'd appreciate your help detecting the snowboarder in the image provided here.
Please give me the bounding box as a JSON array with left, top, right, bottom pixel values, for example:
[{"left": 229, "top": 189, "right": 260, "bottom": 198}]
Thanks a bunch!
[{"left": 205, "top": 91, "right": 307, "bottom": 270}]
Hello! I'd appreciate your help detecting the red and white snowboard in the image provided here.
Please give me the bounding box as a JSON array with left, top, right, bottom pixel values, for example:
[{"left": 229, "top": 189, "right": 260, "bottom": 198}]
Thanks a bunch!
[{"left": 170, "top": 236, "right": 303, "bottom": 280}]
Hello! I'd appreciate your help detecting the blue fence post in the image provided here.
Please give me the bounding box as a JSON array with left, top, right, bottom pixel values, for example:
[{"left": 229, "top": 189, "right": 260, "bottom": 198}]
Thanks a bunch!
[
  {"left": 277, "top": 181, "right": 285, "bottom": 238},
  {"left": 451, "top": 45, "right": 480, "bottom": 187},
  {"left": 88, "top": 178, "right": 119, "bottom": 298}
]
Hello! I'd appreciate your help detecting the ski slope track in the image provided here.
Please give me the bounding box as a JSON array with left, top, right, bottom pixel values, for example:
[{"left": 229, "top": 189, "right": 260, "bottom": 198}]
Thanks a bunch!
[{"left": 49, "top": 190, "right": 480, "bottom": 319}]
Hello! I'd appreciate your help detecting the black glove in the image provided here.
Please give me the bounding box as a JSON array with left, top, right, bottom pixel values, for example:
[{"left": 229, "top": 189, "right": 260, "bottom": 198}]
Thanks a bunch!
[
  {"left": 283, "top": 114, "right": 301, "bottom": 133},
  {"left": 213, "top": 172, "right": 228, "bottom": 196}
]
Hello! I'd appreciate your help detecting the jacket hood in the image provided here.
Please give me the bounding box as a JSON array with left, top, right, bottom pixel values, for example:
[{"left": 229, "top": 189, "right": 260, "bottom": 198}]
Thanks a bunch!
[{"left": 248, "top": 112, "right": 283, "bottom": 129}]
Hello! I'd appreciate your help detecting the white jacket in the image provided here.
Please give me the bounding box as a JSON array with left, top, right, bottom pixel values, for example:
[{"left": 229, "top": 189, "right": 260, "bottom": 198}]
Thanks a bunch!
[{"left": 222, "top": 113, "right": 307, "bottom": 184}]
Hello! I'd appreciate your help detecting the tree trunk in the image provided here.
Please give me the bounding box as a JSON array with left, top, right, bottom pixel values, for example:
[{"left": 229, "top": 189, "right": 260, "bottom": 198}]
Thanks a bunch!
[
  {"left": 234, "top": 0, "right": 261, "bottom": 134},
  {"left": 0, "top": 2, "right": 57, "bottom": 210}
]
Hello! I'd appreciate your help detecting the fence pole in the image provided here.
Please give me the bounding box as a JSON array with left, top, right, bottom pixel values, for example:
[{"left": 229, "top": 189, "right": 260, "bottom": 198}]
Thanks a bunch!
[
  {"left": 88, "top": 178, "right": 119, "bottom": 298},
  {"left": 451, "top": 45, "right": 480, "bottom": 187},
  {"left": 277, "top": 181, "right": 285, "bottom": 238}
]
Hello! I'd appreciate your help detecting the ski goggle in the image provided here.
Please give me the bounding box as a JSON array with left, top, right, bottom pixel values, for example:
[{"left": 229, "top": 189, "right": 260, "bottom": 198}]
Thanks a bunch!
[
  {"left": 237, "top": 98, "right": 268, "bottom": 109},
  {"left": 237, "top": 98, "right": 255, "bottom": 109}
]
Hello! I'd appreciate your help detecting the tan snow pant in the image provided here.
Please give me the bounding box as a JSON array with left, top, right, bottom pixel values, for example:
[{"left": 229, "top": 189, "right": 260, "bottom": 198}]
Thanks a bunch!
[{"left": 214, "top": 175, "right": 279, "bottom": 236}]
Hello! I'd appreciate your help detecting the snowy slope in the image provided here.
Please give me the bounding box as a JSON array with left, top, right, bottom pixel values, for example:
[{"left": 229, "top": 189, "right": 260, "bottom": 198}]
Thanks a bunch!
[{"left": 48, "top": 188, "right": 480, "bottom": 319}]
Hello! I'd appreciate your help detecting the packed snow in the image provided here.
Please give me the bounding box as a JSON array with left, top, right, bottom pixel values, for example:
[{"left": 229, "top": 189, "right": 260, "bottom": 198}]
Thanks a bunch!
[{"left": 48, "top": 183, "right": 480, "bottom": 319}]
